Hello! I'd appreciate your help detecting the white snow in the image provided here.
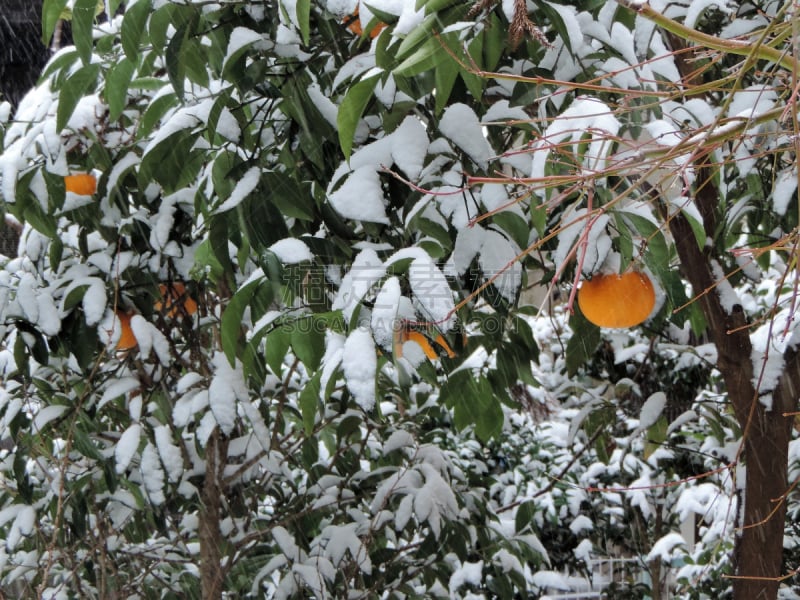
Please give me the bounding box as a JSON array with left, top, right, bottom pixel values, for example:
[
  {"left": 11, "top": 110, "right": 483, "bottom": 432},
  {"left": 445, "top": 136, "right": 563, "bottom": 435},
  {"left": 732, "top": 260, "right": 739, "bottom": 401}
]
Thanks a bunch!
[
  {"left": 329, "top": 166, "right": 389, "bottom": 224},
  {"left": 646, "top": 532, "right": 686, "bottom": 563},
  {"left": 371, "top": 276, "right": 402, "bottom": 349},
  {"left": 439, "top": 103, "right": 493, "bottom": 170},
  {"left": 448, "top": 560, "right": 484, "bottom": 594},
  {"left": 115, "top": 423, "right": 142, "bottom": 474},
  {"left": 343, "top": 327, "right": 377, "bottom": 411},
  {"left": 638, "top": 392, "right": 667, "bottom": 430},
  {"left": 269, "top": 238, "right": 313, "bottom": 264},
  {"left": 216, "top": 166, "right": 261, "bottom": 213},
  {"left": 208, "top": 353, "right": 249, "bottom": 435}
]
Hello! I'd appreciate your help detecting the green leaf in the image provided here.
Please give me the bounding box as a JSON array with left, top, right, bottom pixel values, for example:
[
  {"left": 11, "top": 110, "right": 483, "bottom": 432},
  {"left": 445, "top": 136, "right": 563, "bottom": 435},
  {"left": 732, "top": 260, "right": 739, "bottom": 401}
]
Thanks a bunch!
[
  {"left": 105, "top": 58, "right": 136, "bottom": 121},
  {"left": 395, "top": 37, "right": 449, "bottom": 77},
  {"left": 299, "top": 371, "right": 322, "bottom": 434},
  {"left": 138, "top": 129, "right": 200, "bottom": 192},
  {"left": 265, "top": 327, "right": 292, "bottom": 375},
  {"left": 166, "top": 24, "right": 190, "bottom": 100},
  {"left": 73, "top": 422, "right": 103, "bottom": 461},
  {"left": 434, "top": 61, "right": 459, "bottom": 115},
  {"left": 56, "top": 63, "right": 100, "bottom": 132},
  {"left": 296, "top": 0, "right": 311, "bottom": 45},
  {"left": 138, "top": 92, "right": 178, "bottom": 139},
  {"left": 42, "top": 0, "right": 69, "bottom": 46},
  {"left": 337, "top": 76, "right": 379, "bottom": 160},
  {"left": 492, "top": 211, "right": 530, "bottom": 250},
  {"left": 395, "top": 12, "right": 438, "bottom": 58},
  {"left": 221, "top": 280, "right": 260, "bottom": 366},
  {"left": 290, "top": 317, "right": 325, "bottom": 371},
  {"left": 515, "top": 500, "right": 537, "bottom": 534},
  {"left": 565, "top": 312, "right": 601, "bottom": 376},
  {"left": 72, "top": 0, "right": 98, "bottom": 64}
]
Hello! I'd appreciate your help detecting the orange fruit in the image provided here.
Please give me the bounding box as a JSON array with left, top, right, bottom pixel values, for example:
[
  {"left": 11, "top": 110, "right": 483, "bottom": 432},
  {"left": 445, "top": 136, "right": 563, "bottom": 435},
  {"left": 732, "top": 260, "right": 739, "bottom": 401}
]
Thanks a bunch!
[
  {"left": 577, "top": 271, "right": 656, "bottom": 328},
  {"left": 393, "top": 326, "right": 456, "bottom": 360},
  {"left": 115, "top": 311, "right": 138, "bottom": 351},
  {"left": 155, "top": 282, "right": 198, "bottom": 317},
  {"left": 345, "top": 8, "right": 386, "bottom": 38},
  {"left": 64, "top": 173, "right": 97, "bottom": 195}
]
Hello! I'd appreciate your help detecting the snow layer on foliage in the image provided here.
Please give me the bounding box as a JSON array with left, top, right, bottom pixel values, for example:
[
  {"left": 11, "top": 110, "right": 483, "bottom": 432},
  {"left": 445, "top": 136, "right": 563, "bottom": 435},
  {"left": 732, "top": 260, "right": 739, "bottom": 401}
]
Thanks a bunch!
[
  {"left": 371, "top": 276, "right": 402, "bottom": 349},
  {"left": 531, "top": 97, "right": 621, "bottom": 184},
  {"left": 553, "top": 209, "right": 611, "bottom": 275},
  {"left": 727, "top": 85, "right": 776, "bottom": 120},
  {"left": 449, "top": 560, "right": 483, "bottom": 594},
  {"left": 115, "top": 424, "right": 142, "bottom": 474},
  {"left": 98, "top": 377, "right": 140, "bottom": 412},
  {"left": 685, "top": 0, "right": 732, "bottom": 29},
  {"left": 32, "top": 405, "right": 68, "bottom": 432},
  {"left": 154, "top": 425, "right": 184, "bottom": 483},
  {"left": 6, "top": 506, "right": 35, "bottom": 550},
  {"left": 130, "top": 315, "right": 171, "bottom": 364},
  {"left": 269, "top": 238, "right": 312, "bottom": 264},
  {"left": 638, "top": 392, "right": 667, "bottom": 430},
  {"left": 439, "top": 103, "right": 493, "bottom": 169},
  {"left": 750, "top": 314, "right": 791, "bottom": 398},
  {"left": 331, "top": 116, "right": 428, "bottom": 188},
  {"left": 320, "top": 331, "right": 345, "bottom": 401},
  {"left": 451, "top": 225, "right": 522, "bottom": 302},
  {"left": 646, "top": 532, "right": 686, "bottom": 563},
  {"left": 363, "top": 0, "right": 424, "bottom": 34},
  {"left": 141, "top": 443, "right": 166, "bottom": 505},
  {"left": 343, "top": 327, "right": 377, "bottom": 410},
  {"left": 333, "top": 248, "right": 386, "bottom": 321},
  {"left": 209, "top": 353, "right": 249, "bottom": 436},
  {"left": 772, "top": 168, "right": 797, "bottom": 216},
  {"left": 387, "top": 249, "right": 456, "bottom": 331},
  {"left": 216, "top": 166, "right": 260, "bottom": 213},
  {"left": 329, "top": 166, "right": 389, "bottom": 224},
  {"left": 223, "top": 27, "right": 263, "bottom": 71}
]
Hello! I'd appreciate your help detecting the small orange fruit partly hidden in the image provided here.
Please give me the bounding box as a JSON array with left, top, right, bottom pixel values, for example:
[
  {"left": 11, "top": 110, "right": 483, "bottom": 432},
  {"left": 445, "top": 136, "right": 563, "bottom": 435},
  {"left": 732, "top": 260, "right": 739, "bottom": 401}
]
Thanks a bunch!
[
  {"left": 64, "top": 173, "right": 97, "bottom": 196},
  {"left": 393, "top": 326, "right": 456, "bottom": 360},
  {"left": 577, "top": 271, "right": 656, "bottom": 328},
  {"left": 115, "top": 311, "right": 138, "bottom": 351},
  {"left": 155, "top": 282, "right": 198, "bottom": 317},
  {"left": 345, "top": 7, "right": 386, "bottom": 38}
]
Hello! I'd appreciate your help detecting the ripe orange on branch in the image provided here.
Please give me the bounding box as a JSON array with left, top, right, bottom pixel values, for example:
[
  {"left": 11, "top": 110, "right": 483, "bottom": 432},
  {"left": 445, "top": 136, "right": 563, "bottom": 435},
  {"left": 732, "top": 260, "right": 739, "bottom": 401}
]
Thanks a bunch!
[
  {"left": 577, "top": 271, "right": 656, "bottom": 328},
  {"left": 115, "top": 311, "right": 138, "bottom": 351},
  {"left": 344, "top": 7, "right": 386, "bottom": 38},
  {"left": 393, "top": 325, "right": 456, "bottom": 360},
  {"left": 64, "top": 173, "right": 97, "bottom": 196},
  {"left": 155, "top": 282, "right": 198, "bottom": 317}
]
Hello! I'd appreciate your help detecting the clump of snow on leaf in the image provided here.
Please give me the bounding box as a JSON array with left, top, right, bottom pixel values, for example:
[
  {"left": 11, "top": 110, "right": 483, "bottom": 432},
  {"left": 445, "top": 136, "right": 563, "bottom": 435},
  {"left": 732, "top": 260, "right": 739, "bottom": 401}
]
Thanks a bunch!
[
  {"left": 343, "top": 327, "right": 377, "bottom": 411},
  {"left": 439, "top": 103, "right": 493, "bottom": 169},
  {"left": 269, "top": 238, "right": 313, "bottom": 264},
  {"left": 329, "top": 166, "right": 389, "bottom": 224}
]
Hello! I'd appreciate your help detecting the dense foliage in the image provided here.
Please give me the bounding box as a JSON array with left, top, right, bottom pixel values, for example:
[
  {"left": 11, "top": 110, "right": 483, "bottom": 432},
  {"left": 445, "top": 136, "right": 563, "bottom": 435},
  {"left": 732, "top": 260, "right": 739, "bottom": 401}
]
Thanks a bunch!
[{"left": 0, "top": 0, "right": 799, "bottom": 598}]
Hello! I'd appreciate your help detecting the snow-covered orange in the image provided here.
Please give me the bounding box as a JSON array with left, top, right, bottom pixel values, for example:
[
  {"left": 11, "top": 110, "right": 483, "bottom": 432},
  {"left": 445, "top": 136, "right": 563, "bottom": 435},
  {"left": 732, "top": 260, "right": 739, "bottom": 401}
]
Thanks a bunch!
[
  {"left": 64, "top": 173, "right": 97, "bottom": 196},
  {"left": 577, "top": 271, "right": 656, "bottom": 328}
]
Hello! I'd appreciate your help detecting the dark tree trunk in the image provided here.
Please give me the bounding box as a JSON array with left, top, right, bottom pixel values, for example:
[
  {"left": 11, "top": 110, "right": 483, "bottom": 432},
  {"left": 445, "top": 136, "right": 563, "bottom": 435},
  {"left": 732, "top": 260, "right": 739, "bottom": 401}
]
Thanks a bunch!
[
  {"left": 667, "top": 165, "right": 796, "bottom": 599},
  {"left": 200, "top": 428, "right": 227, "bottom": 599}
]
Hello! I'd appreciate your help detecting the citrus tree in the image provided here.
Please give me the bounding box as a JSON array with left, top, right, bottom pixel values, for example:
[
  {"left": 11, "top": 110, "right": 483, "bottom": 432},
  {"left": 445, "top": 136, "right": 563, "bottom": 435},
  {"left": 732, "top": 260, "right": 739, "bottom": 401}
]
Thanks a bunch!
[{"left": 0, "top": 0, "right": 798, "bottom": 598}]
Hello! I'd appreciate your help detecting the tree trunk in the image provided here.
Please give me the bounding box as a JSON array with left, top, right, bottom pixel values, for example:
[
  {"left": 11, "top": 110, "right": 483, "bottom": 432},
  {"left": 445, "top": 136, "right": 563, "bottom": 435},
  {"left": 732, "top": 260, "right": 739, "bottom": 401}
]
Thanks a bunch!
[
  {"left": 668, "top": 183, "right": 795, "bottom": 599},
  {"left": 200, "top": 428, "right": 226, "bottom": 599}
]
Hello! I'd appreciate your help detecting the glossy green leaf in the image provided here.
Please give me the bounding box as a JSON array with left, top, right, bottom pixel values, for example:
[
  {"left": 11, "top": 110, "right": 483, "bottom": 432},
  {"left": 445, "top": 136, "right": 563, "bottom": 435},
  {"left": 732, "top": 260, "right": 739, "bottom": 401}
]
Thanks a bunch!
[
  {"left": 42, "top": 0, "right": 69, "bottom": 45},
  {"left": 299, "top": 371, "right": 322, "bottom": 434},
  {"left": 72, "top": 0, "right": 98, "bottom": 64},
  {"left": 337, "top": 75, "right": 379, "bottom": 160},
  {"left": 56, "top": 63, "right": 100, "bottom": 132},
  {"left": 221, "top": 280, "right": 260, "bottom": 366},
  {"left": 105, "top": 58, "right": 136, "bottom": 121}
]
